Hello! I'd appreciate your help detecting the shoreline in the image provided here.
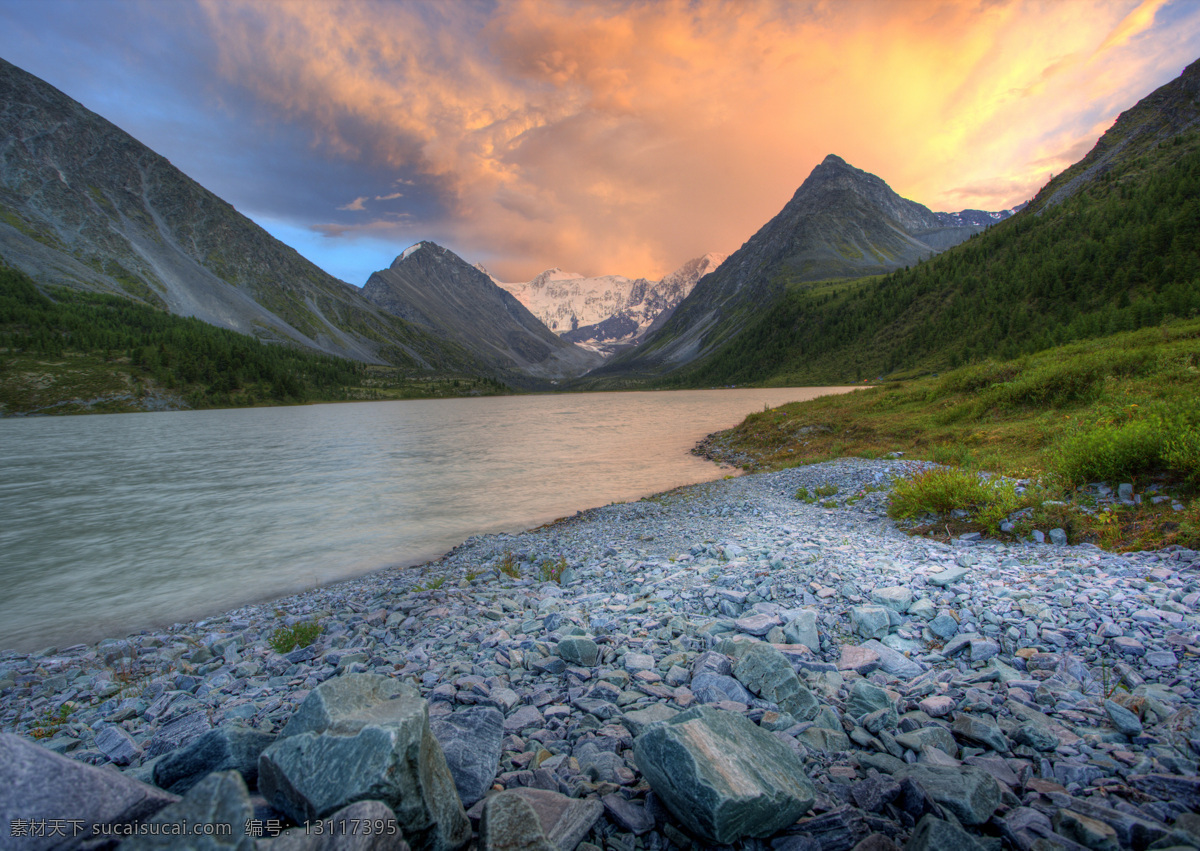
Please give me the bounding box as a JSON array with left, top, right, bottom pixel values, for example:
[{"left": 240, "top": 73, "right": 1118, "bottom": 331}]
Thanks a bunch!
[{"left": 3, "top": 457, "right": 1198, "bottom": 849}]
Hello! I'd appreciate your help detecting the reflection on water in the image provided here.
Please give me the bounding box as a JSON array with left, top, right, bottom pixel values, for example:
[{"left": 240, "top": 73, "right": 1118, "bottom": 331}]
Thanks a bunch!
[{"left": 0, "top": 388, "right": 854, "bottom": 651}]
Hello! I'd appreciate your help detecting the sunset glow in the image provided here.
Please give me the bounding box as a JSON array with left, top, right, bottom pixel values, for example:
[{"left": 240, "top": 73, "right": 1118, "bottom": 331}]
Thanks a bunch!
[{"left": 1, "top": 0, "right": 1197, "bottom": 282}]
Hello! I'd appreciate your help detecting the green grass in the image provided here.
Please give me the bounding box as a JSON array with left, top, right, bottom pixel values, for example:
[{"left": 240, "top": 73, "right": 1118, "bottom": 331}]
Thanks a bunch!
[
  {"left": 539, "top": 556, "right": 567, "bottom": 583},
  {"left": 709, "top": 318, "right": 1200, "bottom": 550},
  {"left": 267, "top": 620, "right": 322, "bottom": 654},
  {"left": 888, "top": 468, "right": 1024, "bottom": 534},
  {"left": 497, "top": 552, "right": 521, "bottom": 578}
]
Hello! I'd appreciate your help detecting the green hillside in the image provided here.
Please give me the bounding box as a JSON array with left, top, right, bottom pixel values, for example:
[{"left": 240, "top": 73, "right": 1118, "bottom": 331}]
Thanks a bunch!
[
  {"left": 668, "top": 131, "right": 1200, "bottom": 387},
  {"left": 0, "top": 266, "right": 509, "bottom": 415}
]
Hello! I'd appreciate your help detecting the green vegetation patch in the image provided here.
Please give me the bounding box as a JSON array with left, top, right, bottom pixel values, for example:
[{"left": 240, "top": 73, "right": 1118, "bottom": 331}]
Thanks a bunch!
[
  {"left": 267, "top": 620, "right": 322, "bottom": 654},
  {"left": 706, "top": 317, "right": 1200, "bottom": 551},
  {"left": 0, "top": 265, "right": 511, "bottom": 415}
]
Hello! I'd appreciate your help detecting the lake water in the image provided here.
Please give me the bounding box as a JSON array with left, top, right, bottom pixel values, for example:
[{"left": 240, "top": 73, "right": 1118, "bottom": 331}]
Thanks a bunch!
[{"left": 0, "top": 388, "right": 855, "bottom": 652}]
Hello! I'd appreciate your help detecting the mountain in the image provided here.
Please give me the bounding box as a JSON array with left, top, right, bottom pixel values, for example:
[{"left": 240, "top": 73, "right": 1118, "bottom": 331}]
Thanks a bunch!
[
  {"left": 360, "top": 242, "right": 602, "bottom": 381},
  {"left": 934, "top": 205, "right": 1025, "bottom": 228},
  {"left": 496, "top": 252, "right": 727, "bottom": 356},
  {"left": 662, "top": 58, "right": 1200, "bottom": 387},
  {"left": 0, "top": 57, "right": 482, "bottom": 373},
  {"left": 588, "top": 154, "right": 995, "bottom": 380}
]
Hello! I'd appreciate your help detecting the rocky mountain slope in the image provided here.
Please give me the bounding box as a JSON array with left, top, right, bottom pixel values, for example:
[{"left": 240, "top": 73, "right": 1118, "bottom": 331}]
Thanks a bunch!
[
  {"left": 0, "top": 57, "right": 482, "bottom": 372},
  {"left": 1032, "top": 57, "right": 1200, "bottom": 212},
  {"left": 492, "top": 252, "right": 726, "bottom": 357},
  {"left": 658, "top": 58, "right": 1200, "bottom": 388},
  {"left": 590, "top": 155, "right": 997, "bottom": 380},
  {"left": 361, "top": 242, "right": 602, "bottom": 381}
]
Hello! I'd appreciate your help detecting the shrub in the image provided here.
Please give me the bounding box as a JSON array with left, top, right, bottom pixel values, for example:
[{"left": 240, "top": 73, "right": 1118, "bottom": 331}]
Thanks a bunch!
[
  {"left": 889, "top": 467, "right": 1022, "bottom": 534},
  {"left": 498, "top": 551, "right": 520, "bottom": 578},
  {"left": 539, "top": 556, "right": 567, "bottom": 583},
  {"left": 268, "top": 620, "right": 322, "bottom": 654}
]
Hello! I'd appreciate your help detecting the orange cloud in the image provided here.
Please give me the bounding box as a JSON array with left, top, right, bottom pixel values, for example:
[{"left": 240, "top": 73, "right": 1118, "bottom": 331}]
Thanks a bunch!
[{"left": 198, "top": 0, "right": 1199, "bottom": 281}]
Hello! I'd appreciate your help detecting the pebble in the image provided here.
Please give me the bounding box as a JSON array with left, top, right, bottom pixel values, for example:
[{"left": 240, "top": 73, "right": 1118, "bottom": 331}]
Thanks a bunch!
[{"left": 1, "top": 458, "right": 1198, "bottom": 849}]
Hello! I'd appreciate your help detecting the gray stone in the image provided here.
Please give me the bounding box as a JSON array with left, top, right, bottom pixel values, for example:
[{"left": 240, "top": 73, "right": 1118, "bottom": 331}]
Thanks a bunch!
[
  {"left": 847, "top": 680, "right": 894, "bottom": 720},
  {"left": 494, "top": 788, "right": 603, "bottom": 851},
  {"left": 556, "top": 637, "right": 599, "bottom": 667},
  {"left": 690, "top": 672, "right": 755, "bottom": 705},
  {"left": 927, "top": 614, "right": 959, "bottom": 641},
  {"left": 95, "top": 724, "right": 142, "bottom": 766},
  {"left": 798, "top": 726, "right": 852, "bottom": 753},
  {"left": 1049, "top": 528, "right": 1068, "bottom": 546},
  {"left": 145, "top": 710, "right": 211, "bottom": 758},
  {"left": 152, "top": 726, "right": 275, "bottom": 795},
  {"left": 119, "top": 771, "right": 254, "bottom": 850},
  {"left": 1129, "top": 773, "right": 1200, "bottom": 810},
  {"left": 928, "top": 567, "right": 968, "bottom": 587},
  {"left": 951, "top": 713, "right": 1009, "bottom": 753},
  {"left": 1103, "top": 699, "right": 1143, "bottom": 737},
  {"left": 732, "top": 642, "right": 820, "bottom": 720},
  {"left": 633, "top": 705, "right": 815, "bottom": 844},
  {"left": 859, "top": 640, "right": 924, "bottom": 679},
  {"left": 783, "top": 609, "right": 820, "bottom": 651},
  {"left": 601, "top": 793, "right": 655, "bottom": 835},
  {"left": 480, "top": 791, "right": 556, "bottom": 851},
  {"left": 690, "top": 650, "right": 733, "bottom": 678},
  {"left": 870, "top": 586, "right": 912, "bottom": 613},
  {"left": 1052, "top": 809, "right": 1119, "bottom": 851},
  {"left": 0, "top": 732, "right": 178, "bottom": 849},
  {"left": 259, "top": 674, "right": 469, "bottom": 851},
  {"left": 621, "top": 703, "right": 679, "bottom": 736},
  {"left": 894, "top": 765, "right": 1001, "bottom": 824},
  {"left": 269, "top": 800, "right": 410, "bottom": 851},
  {"left": 1012, "top": 722, "right": 1060, "bottom": 752},
  {"left": 905, "top": 814, "right": 983, "bottom": 851},
  {"left": 430, "top": 706, "right": 504, "bottom": 807},
  {"left": 735, "top": 612, "right": 780, "bottom": 636},
  {"left": 623, "top": 651, "right": 656, "bottom": 673},
  {"left": 851, "top": 606, "right": 892, "bottom": 640},
  {"left": 894, "top": 727, "right": 958, "bottom": 758}
]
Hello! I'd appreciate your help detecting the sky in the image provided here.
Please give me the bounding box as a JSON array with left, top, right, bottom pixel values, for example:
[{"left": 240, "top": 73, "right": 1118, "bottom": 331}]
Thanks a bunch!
[{"left": 1, "top": 0, "right": 1198, "bottom": 285}]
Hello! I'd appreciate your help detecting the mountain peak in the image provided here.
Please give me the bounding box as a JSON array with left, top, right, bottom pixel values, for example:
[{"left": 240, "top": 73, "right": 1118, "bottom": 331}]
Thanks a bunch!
[
  {"left": 390, "top": 241, "right": 437, "bottom": 267},
  {"left": 820, "top": 154, "right": 849, "bottom": 167}
]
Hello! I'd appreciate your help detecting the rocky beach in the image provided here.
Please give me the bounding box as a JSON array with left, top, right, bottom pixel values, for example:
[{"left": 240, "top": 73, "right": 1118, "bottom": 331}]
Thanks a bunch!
[{"left": 2, "top": 457, "right": 1199, "bottom": 850}]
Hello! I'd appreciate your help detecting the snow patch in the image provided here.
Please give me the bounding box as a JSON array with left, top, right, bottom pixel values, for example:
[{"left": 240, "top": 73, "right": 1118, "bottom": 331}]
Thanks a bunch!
[{"left": 400, "top": 242, "right": 423, "bottom": 260}]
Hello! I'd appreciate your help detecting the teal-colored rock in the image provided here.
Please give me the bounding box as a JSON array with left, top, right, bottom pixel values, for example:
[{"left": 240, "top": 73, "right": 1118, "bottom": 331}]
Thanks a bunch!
[
  {"left": 798, "top": 726, "right": 852, "bottom": 753},
  {"left": 732, "top": 642, "right": 820, "bottom": 721},
  {"left": 119, "top": 771, "right": 254, "bottom": 851},
  {"left": 894, "top": 765, "right": 1001, "bottom": 824},
  {"left": 556, "top": 636, "right": 599, "bottom": 667},
  {"left": 847, "top": 680, "right": 894, "bottom": 720},
  {"left": 260, "top": 674, "right": 469, "bottom": 851},
  {"left": 633, "top": 705, "right": 815, "bottom": 844}
]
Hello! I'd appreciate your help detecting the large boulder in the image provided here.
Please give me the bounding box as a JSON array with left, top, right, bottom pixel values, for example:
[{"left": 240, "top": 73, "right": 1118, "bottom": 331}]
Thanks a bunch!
[
  {"left": 258, "top": 674, "right": 470, "bottom": 851},
  {"left": 479, "top": 792, "right": 556, "bottom": 851},
  {"left": 153, "top": 726, "right": 276, "bottom": 794},
  {"left": 893, "top": 765, "right": 1001, "bottom": 825},
  {"left": 0, "top": 732, "right": 177, "bottom": 850},
  {"left": 429, "top": 707, "right": 504, "bottom": 807},
  {"left": 118, "top": 771, "right": 255, "bottom": 850},
  {"left": 633, "top": 705, "right": 815, "bottom": 844},
  {"left": 732, "top": 642, "right": 820, "bottom": 720}
]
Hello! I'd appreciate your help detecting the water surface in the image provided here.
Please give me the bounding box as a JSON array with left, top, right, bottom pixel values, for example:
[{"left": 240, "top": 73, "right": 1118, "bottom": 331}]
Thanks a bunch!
[{"left": 0, "top": 388, "right": 854, "bottom": 651}]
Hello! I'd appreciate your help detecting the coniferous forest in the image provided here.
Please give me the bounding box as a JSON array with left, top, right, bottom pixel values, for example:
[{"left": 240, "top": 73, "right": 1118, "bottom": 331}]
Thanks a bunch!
[{"left": 0, "top": 267, "right": 507, "bottom": 414}]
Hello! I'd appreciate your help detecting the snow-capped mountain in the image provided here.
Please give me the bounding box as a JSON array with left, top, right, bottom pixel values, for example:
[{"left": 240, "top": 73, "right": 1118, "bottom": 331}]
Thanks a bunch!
[
  {"left": 493, "top": 252, "right": 727, "bottom": 356},
  {"left": 934, "top": 202, "right": 1028, "bottom": 228}
]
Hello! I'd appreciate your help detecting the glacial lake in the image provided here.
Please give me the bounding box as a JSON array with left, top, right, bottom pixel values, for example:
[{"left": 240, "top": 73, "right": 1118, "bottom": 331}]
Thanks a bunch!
[{"left": 0, "top": 388, "right": 856, "bottom": 652}]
